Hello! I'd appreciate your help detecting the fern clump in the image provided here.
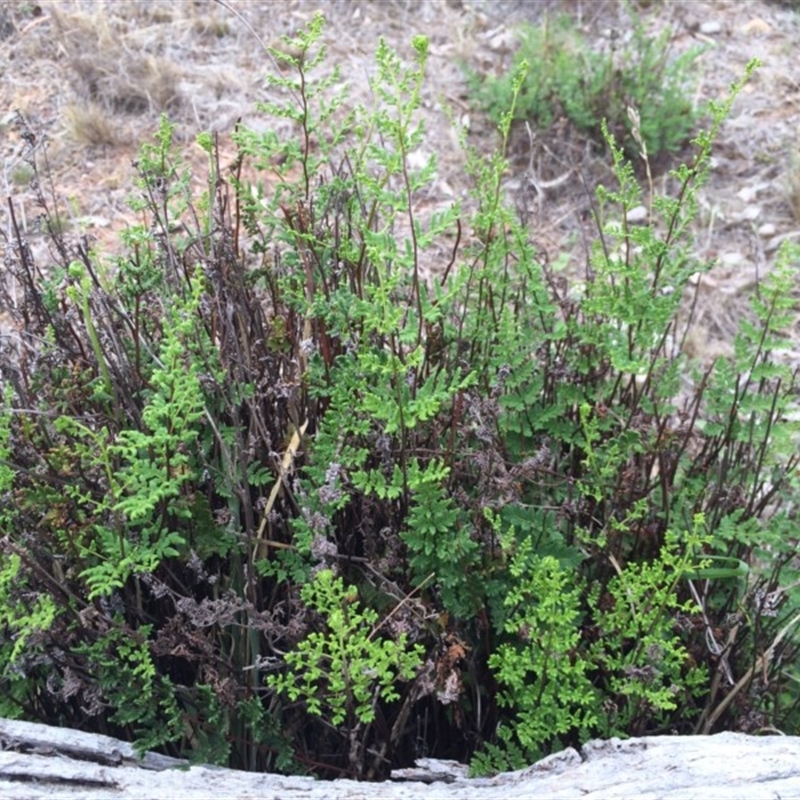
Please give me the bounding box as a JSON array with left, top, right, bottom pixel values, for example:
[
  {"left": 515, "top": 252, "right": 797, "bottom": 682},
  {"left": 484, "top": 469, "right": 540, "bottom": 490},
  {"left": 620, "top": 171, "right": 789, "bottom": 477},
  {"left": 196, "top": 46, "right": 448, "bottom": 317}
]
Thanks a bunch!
[{"left": 1, "top": 9, "right": 799, "bottom": 782}]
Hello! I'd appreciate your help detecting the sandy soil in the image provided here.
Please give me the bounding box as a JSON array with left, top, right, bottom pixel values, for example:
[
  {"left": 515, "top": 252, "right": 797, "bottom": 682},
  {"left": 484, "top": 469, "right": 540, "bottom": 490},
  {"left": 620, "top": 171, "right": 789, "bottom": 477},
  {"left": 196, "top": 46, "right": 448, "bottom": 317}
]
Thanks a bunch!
[{"left": 1, "top": 0, "right": 800, "bottom": 354}]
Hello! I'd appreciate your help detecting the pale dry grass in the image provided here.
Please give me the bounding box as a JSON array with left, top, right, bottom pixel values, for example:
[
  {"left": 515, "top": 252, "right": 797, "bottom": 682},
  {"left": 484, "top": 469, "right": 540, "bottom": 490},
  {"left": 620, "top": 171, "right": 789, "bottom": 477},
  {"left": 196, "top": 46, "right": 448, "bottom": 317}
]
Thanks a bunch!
[
  {"left": 63, "top": 102, "right": 119, "bottom": 146},
  {"left": 49, "top": 4, "right": 183, "bottom": 115},
  {"left": 786, "top": 145, "right": 800, "bottom": 223}
]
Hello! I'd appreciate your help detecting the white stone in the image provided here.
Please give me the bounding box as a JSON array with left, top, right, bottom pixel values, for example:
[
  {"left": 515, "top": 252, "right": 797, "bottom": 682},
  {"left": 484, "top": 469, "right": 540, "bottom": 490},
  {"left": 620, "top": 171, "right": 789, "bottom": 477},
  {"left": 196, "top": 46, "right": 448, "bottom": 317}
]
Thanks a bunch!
[
  {"left": 625, "top": 205, "right": 648, "bottom": 224},
  {"left": 721, "top": 252, "right": 744, "bottom": 267},
  {"left": 736, "top": 186, "right": 758, "bottom": 203},
  {"left": 699, "top": 21, "right": 723, "bottom": 35},
  {"left": 734, "top": 205, "right": 760, "bottom": 221},
  {"left": 757, "top": 222, "right": 776, "bottom": 237}
]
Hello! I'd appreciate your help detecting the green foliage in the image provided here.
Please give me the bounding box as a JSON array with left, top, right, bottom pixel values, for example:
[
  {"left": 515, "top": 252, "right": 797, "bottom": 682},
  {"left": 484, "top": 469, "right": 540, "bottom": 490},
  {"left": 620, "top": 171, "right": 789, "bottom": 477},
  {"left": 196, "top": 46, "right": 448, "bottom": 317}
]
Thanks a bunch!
[
  {"left": 590, "top": 518, "right": 712, "bottom": 736},
  {"left": 1, "top": 9, "right": 798, "bottom": 786},
  {"left": 0, "top": 554, "right": 58, "bottom": 683},
  {"left": 111, "top": 279, "right": 208, "bottom": 521},
  {"left": 402, "top": 460, "right": 481, "bottom": 618},
  {"left": 75, "top": 624, "right": 184, "bottom": 753},
  {"left": 472, "top": 529, "right": 598, "bottom": 774},
  {"left": 268, "top": 569, "right": 423, "bottom": 728},
  {"left": 471, "top": 11, "right": 705, "bottom": 159}
]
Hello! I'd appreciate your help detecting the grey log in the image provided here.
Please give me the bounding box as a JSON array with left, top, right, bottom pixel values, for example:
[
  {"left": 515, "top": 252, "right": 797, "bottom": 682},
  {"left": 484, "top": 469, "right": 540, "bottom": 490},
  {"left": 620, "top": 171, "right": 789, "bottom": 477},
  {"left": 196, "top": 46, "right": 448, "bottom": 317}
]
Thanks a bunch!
[{"left": 2, "top": 718, "right": 799, "bottom": 799}]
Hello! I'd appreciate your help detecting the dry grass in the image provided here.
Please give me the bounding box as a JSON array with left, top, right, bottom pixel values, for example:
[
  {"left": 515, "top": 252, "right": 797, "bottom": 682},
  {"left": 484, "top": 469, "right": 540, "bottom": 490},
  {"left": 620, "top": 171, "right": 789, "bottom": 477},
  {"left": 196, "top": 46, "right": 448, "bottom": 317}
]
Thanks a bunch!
[
  {"left": 786, "top": 146, "right": 800, "bottom": 222},
  {"left": 64, "top": 102, "right": 119, "bottom": 146},
  {"left": 50, "top": 5, "right": 183, "bottom": 115}
]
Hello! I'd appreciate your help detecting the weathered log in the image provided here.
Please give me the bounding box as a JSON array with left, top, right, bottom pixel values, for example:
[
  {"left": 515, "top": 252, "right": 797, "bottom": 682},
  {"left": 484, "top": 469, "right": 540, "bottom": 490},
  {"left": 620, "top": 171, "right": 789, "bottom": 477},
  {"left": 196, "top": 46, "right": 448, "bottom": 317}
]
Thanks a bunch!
[{"left": 2, "top": 718, "right": 799, "bottom": 799}]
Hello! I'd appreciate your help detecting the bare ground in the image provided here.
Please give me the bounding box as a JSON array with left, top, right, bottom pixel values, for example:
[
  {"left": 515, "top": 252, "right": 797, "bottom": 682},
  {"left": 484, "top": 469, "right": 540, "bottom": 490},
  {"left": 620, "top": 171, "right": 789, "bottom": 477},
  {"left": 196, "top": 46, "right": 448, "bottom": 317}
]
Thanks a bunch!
[{"left": 1, "top": 0, "right": 800, "bottom": 357}]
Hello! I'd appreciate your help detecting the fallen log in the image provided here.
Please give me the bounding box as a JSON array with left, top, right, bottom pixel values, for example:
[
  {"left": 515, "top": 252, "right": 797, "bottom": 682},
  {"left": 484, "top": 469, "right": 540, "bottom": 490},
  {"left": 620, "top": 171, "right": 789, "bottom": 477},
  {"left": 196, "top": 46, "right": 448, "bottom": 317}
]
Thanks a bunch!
[{"left": 1, "top": 718, "right": 799, "bottom": 799}]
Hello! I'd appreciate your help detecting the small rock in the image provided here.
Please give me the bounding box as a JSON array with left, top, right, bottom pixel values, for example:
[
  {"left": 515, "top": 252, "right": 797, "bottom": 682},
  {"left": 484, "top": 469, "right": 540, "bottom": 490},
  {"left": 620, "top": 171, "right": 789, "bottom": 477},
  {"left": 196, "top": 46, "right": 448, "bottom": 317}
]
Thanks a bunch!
[
  {"left": 485, "top": 26, "right": 517, "bottom": 52},
  {"left": 735, "top": 206, "right": 761, "bottom": 222},
  {"left": 75, "top": 216, "right": 111, "bottom": 228},
  {"left": 736, "top": 186, "right": 759, "bottom": 203},
  {"left": 699, "top": 20, "right": 722, "bottom": 35},
  {"left": 625, "top": 206, "right": 648, "bottom": 224},
  {"left": 757, "top": 223, "right": 776, "bottom": 237},
  {"left": 690, "top": 271, "right": 717, "bottom": 290},
  {"left": 721, "top": 252, "right": 744, "bottom": 267}
]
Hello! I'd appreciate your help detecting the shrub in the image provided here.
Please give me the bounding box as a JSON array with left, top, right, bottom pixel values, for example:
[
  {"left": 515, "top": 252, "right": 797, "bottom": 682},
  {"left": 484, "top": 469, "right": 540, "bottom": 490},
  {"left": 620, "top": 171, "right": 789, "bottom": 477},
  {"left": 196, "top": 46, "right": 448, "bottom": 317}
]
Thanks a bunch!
[
  {"left": 470, "top": 10, "right": 706, "bottom": 161},
  {"left": 1, "top": 11, "right": 799, "bottom": 781}
]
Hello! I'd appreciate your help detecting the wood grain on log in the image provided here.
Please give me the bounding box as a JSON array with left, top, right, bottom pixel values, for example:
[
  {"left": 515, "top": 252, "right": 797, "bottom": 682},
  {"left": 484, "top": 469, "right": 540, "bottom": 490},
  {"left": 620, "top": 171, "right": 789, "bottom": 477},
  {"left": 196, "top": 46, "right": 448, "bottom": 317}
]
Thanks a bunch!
[{"left": 2, "top": 718, "right": 800, "bottom": 799}]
